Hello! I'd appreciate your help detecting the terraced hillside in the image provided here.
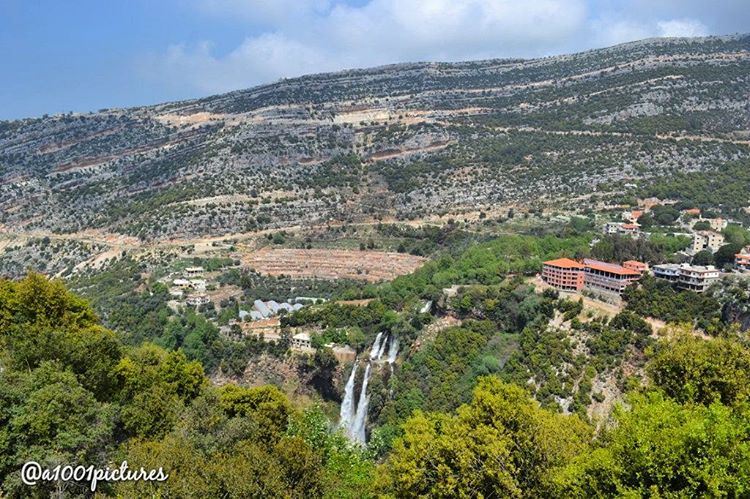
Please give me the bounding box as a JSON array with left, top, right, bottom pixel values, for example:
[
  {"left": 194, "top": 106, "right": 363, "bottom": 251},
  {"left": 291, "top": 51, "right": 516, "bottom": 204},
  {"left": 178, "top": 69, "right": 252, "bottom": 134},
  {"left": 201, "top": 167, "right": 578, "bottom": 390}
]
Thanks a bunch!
[
  {"left": 243, "top": 247, "right": 426, "bottom": 282},
  {"left": 1, "top": 35, "right": 749, "bottom": 240}
]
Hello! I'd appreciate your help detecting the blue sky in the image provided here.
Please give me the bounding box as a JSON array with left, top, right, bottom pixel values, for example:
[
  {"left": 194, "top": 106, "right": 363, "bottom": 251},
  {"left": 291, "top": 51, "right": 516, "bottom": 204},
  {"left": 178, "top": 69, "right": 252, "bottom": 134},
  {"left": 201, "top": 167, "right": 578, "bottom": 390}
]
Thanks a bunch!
[{"left": 1, "top": 0, "right": 748, "bottom": 119}]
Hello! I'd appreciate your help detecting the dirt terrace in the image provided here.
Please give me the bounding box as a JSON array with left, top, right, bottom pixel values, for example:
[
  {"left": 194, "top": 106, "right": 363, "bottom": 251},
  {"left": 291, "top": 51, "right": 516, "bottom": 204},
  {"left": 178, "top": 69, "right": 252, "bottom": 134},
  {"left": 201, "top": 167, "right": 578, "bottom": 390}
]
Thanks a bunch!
[{"left": 243, "top": 247, "right": 426, "bottom": 282}]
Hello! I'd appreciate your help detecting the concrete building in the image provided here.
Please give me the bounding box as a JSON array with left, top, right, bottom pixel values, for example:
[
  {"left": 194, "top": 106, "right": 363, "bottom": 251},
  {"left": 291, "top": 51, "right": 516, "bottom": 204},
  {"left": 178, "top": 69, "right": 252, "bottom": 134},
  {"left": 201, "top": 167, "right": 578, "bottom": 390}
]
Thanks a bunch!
[
  {"left": 583, "top": 259, "right": 641, "bottom": 296},
  {"left": 189, "top": 279, "right": 207, "bottom": 292},
  {"left": 604, "top": 222, "right": 621, "bottom": 235},
  {"left": 291, "top": 332, "right": 313, "bottom": 350},
  {"left": 622, "top": 210, "right": 643, "bottom": 224},
  {"left": 185, "top": 266, "right": 204, "bottom": 277},
  {"left": 652, "top": 263, "right": 719, "bottom": 293},
  {"left": 701, "top": 217, "right": 728, "bottom": 232},
  {"left": 620, "top": 223, "right": 640, "bottom": 235},
  {"left": 604, "top": 222, "right": 640, "bottom": 236},
  {"left": 541, "top": 258, "right": 585, "bottom": 291},
  {"left": 692, "top": 231, "right": 725, "bottom": 254},
  {"left": 186, "top": 294, "right": 210, "bottom": 306},
  {"left": 652, "top": 263, "right": 682, "bottom": 281},
  {"left": 678, "top": 265, "right": 719, "bottom": 293},
  {"left": 542, "top": 258, "right": 643, "bottom": 297}
]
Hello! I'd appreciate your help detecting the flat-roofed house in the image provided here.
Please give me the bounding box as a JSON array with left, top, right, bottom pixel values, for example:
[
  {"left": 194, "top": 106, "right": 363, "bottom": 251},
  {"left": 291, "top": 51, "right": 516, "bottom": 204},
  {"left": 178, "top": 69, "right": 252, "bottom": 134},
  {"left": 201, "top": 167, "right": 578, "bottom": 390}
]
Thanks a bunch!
[
  {"left": 186, "top": 294, "right": 210, "bottom": 306},
  {"left": 678, "top": 265, "right": 719, "bottom": 293},
  {"left": 173, "top": 278, "right": 191, "bottom": 288},
  {"left": 542, "top": 258, "right": 585, "bottom": 291},
  {"left": 620, "top": 223, "right": 640, "bottom": 235},
  {"left": 702, "top": 217, "right": 728, "bottom": 232},
  {"left": 692, "top": 231, "right": 725, "bottom": 254},
  {"left": 185, "top": 266, "right": 204, "bottom": 277},
  {"left": 604, "top": 222, "right": 640, "bottom": 236},
  {"left": 652, "top": 263, "right": 720, "bottom": 293},
  {"left": 583, "top": 259, "right": 641, "bottom": 295},
  {"left": 291, "top": 332, "right": 313, "bottom": 350},
  {"left": 652, "top": 263, "right": 682, "bottom": 281}
]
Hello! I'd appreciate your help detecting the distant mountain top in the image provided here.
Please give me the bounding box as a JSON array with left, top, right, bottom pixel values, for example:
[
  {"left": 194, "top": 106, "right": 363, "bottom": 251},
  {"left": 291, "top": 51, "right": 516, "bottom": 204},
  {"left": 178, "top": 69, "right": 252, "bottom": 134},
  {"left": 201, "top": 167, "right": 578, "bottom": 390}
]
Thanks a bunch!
[{"left": 1, "top": 34, "right": 749, "bottom": 239}]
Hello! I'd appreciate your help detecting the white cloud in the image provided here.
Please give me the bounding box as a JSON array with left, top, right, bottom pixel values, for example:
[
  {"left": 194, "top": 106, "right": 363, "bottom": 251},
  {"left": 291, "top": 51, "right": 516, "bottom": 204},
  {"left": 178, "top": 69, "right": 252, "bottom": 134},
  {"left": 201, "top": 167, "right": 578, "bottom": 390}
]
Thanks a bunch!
[
  {"left": 590, "top": 15, "right": 709, "bottom": 48},
  {"left": 141, "top": 0, "right": 731, "bottom": 98},
  {"left": 590, "top": 18, "right": 653, "bottom": 47},
  {"left": 145, "top": 0, "right": 588, "bottom": 95},
  {"left": 150, "top": 34, "right": 337, "bottom": 94},
  {"left": 325, "top": 0, "right": 587, "bottom": 61},
  {"left": 657, "top": 18, "right": 709, "bottom": 38}
]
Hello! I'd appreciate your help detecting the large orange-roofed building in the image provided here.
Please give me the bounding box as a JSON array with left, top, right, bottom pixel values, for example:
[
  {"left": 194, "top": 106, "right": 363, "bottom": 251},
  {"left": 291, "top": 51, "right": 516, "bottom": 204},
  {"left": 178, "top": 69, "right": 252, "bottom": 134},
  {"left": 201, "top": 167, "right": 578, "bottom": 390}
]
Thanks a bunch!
[
  {"left": 542, "top": 258, "right": 642, "bottom": 296},
  {"left": 583, "top": 259, "right": 640, "bottom": 295},
  {"left": 541, "top": 258, "right": 585, "bottom": 291}
]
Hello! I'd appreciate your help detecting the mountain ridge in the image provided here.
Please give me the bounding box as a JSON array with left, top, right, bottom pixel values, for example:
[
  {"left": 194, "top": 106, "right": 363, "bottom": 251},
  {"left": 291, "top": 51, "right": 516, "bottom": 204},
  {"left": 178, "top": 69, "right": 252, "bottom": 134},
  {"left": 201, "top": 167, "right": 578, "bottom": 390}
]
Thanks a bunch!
[{"left": 1, "top": 34, "right": 749, "bottom": 241}]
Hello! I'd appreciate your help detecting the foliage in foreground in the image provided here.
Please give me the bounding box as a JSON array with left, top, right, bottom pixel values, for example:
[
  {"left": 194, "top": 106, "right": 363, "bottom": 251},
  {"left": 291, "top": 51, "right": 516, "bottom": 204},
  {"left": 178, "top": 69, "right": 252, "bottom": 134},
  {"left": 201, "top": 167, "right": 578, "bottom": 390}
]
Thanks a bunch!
[{"left": 3, "top": 273, "right": 750, "bottom": 497}]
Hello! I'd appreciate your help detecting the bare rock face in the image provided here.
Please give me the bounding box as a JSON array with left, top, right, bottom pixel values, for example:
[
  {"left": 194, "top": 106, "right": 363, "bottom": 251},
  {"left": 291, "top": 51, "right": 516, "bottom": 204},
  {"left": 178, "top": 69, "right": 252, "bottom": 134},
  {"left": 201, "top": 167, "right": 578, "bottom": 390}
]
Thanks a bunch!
[{"left": 1, "top": 35, "right": 749, "bottom": 240}]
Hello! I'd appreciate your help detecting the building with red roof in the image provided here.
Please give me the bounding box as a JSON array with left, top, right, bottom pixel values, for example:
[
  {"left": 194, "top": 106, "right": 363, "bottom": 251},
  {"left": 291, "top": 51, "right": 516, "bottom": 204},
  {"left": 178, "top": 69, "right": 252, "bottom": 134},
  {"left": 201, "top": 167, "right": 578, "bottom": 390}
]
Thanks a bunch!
[
  {"left": 736, "top": 253, "right": 750, "bottom": 272},
  {"left": 583, "top": 259, "right": 640, "bottom": 295},
  {"left": 542, "top": 258, "right": 643, "bottom": 296},
  {"left": 623, "top": 260, "right": 648, "bottom": 274},
  {"left": 542, "top": 258, "right": 585, "bottom": 291}
]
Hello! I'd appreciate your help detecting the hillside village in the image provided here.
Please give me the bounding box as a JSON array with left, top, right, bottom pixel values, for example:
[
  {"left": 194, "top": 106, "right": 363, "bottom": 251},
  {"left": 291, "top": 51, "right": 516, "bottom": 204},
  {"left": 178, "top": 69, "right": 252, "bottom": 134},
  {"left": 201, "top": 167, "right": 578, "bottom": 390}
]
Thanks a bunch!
[{"left": 38, "top": 196, "right": 745, "bottom": 414}]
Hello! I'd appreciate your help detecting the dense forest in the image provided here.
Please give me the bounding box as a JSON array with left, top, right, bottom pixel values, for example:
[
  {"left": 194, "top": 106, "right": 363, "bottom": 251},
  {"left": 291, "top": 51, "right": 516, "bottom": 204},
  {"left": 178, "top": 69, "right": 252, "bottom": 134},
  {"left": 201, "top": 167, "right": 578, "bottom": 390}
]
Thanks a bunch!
[{"left": 2, "top": 254, "right": 750, "bottom": 497}]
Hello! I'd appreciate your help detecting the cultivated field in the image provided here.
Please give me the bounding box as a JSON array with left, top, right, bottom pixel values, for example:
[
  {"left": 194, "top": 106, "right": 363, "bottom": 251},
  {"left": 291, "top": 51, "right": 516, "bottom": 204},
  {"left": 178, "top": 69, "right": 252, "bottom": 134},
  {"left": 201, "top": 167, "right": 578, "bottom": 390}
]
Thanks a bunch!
[{"left": 243, "top": 248, "right": 426, "bottom": 282}]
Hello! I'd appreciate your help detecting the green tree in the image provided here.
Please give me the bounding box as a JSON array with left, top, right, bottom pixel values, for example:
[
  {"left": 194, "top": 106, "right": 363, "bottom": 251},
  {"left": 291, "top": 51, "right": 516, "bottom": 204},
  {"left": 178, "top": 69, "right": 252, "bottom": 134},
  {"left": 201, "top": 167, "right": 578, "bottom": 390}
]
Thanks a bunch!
[
  {"left": 1, "top": 363, "right": 116, "bottom": 497},
  {"left": 715, "top": 243, "right": 743, "bottom": 269},
  {"left": 555, "top": 392, "right": 750, "bottom": 497},
  {"left": 647, "top": 333, "right": 750, "bottom": 406},
  {"left": 218, "top": 384, "right": 293, "bottom": 443},
  {"left": 693, "top": 220, "right": 711, "bottom": 230},
  {"left": 692, "top": 249, "right": 714, "bottom": 266},
  {"left": 380, "top": 377, "right": 591, "bottom": 497}
]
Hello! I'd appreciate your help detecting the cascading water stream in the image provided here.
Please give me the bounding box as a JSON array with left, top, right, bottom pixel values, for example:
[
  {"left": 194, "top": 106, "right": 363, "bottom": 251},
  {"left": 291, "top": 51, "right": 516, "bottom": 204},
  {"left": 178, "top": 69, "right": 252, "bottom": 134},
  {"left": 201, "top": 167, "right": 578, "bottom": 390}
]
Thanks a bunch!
[
  {"left": 375, "top": 333, "right": 389, "bottom": 359},
  {"left": 387, "top": 336, "right": 399, "bottom": 364},
  {"left": 352, "top": 363, "right": 371, "bottom": 443},
  {"left": 341, "top": 332, "right": 401, "bottom": 444},
  {"left": 338, "top": 364, "right": 358, "bottom": 436},
  {"left": 369, "top": 332, "right": 383, "bottom": 360}
]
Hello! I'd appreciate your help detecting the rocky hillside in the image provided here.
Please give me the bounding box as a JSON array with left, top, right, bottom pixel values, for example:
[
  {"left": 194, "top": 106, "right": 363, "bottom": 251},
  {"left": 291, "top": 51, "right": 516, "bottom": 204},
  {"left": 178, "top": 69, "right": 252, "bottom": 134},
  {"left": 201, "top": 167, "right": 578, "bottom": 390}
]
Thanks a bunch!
[{"left": 1, "top": 35, "right": 749, "bottom": 239}]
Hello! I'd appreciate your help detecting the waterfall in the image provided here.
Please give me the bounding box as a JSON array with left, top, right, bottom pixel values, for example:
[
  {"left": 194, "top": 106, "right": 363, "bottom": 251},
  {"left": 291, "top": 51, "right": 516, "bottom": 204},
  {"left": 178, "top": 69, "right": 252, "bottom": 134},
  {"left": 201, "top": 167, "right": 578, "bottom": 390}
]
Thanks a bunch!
[
  {"left": 387, "top": 336, "right": 399, "bottom": 364},
  {"left": 341, "top": 333, "right": 395, "bottom": 444},
  {"left": 352, "top": 363, "right": 371, "bottom": 444},
  {"left": 369, "top": 332, "right": 383, "bottom": 360},
  {"left": 339, "top": 364, "right": 358, "bottom": 434},
  {"left": 375, "top": 333, "right": 389, "bottom": 359}
]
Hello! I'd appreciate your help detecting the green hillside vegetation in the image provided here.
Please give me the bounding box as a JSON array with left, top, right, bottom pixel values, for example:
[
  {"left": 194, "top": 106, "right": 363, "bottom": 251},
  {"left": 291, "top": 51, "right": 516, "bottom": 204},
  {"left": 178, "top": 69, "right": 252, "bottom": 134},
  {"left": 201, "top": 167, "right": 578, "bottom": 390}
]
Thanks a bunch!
[{"left": 2, "top": 272, "right": 750, "bottom": 497}]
